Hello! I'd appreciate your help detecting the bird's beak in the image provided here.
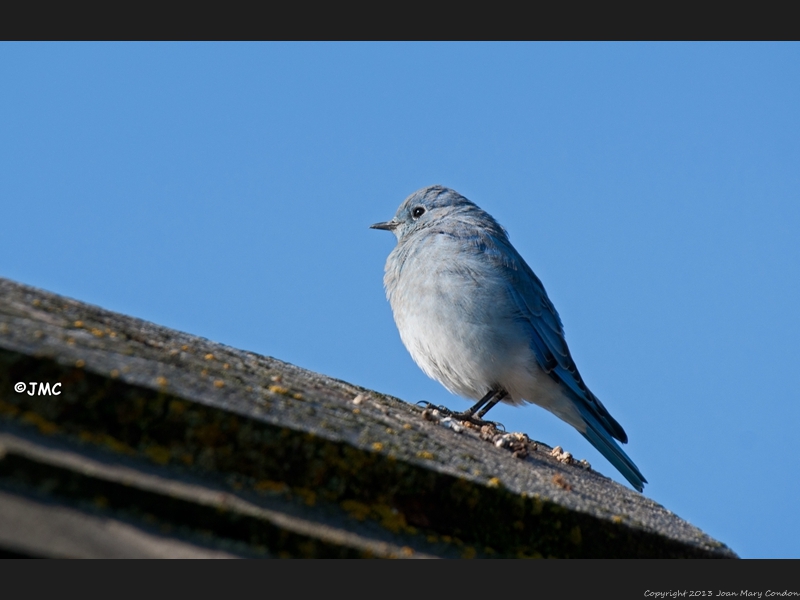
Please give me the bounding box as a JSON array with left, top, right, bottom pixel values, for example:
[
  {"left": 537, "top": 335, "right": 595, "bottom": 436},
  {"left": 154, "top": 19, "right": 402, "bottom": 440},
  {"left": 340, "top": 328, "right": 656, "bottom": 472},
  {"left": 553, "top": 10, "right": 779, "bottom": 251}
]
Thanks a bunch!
[{"left": 370, "top": 220, "right": 398, "bottom": 231}]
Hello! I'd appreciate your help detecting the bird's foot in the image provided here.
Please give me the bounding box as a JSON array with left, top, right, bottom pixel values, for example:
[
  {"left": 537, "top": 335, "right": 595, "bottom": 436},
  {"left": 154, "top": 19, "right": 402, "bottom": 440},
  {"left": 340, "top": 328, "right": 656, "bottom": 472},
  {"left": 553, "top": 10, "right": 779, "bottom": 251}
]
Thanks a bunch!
[
  {"left": 449, "top": 412, "right": 505, "bottom": 432},
  {"left": 417, "top": 402, "right": 504, "bottom": 430},
  {"left": 416, "top": 400, "right": 451, "bottom": 413}
]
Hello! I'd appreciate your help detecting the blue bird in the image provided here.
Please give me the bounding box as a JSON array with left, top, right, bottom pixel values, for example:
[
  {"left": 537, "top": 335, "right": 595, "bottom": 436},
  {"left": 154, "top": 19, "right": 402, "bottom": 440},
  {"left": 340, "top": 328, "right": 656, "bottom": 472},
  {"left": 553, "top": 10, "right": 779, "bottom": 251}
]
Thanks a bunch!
[{"left": 371, "top": 185, "right": 646, "bottom": 492}]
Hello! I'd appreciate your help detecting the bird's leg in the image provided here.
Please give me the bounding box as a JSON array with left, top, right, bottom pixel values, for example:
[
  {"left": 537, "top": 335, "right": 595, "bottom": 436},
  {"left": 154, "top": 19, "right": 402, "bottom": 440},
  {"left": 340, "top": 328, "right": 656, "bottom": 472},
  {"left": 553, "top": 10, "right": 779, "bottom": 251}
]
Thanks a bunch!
[
  {"left": 417, "top": 391, "right": 507, "bottom": 428},
  {"left": 457, "top": 390, "right": 499, "bottom": 419},
  {"left": 476, "top": 390, "right": 507, "bottom": 419},
  {"left": 426, "top": 390, "right": 492, "bottom": 421},
  {"left": 447, "top": 390, "right": 507, "bottom": 426}
]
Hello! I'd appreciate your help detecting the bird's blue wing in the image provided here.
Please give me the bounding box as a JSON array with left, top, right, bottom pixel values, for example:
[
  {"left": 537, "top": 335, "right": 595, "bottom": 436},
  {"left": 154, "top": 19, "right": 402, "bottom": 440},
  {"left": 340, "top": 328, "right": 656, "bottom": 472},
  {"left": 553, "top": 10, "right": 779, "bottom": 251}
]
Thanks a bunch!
[
  {"left": 475, "top": 230, "right": 628, "bottom": 443},
  {"left": 423, "top": 198, "right": 646, "bottom": 491},
  {"left": 477, "top": 230, "right": 647, "bottom": 491}
]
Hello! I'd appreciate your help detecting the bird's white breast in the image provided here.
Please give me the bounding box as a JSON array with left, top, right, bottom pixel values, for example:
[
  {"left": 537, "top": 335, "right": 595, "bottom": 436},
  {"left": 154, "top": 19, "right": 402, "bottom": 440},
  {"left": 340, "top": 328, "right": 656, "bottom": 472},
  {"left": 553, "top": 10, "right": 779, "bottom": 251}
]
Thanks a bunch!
[{"left": 384, "top": 232, "right": 548, "bottom": 406}]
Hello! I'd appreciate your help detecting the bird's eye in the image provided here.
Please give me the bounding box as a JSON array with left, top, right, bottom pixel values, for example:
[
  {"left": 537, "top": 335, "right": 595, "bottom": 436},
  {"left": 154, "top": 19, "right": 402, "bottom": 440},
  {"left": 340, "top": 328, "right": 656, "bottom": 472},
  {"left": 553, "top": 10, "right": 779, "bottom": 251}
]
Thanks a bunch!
[{"left": 412, "top": 206, "right": 425, "bottom": 219}]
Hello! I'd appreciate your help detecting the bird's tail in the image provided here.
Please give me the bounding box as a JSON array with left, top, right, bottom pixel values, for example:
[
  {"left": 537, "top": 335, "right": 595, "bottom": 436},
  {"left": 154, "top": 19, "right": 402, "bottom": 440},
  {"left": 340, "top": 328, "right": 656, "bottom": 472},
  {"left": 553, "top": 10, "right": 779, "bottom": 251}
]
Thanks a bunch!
[{"left": 579, "top": 411, "right": 647, "bottom": 492}]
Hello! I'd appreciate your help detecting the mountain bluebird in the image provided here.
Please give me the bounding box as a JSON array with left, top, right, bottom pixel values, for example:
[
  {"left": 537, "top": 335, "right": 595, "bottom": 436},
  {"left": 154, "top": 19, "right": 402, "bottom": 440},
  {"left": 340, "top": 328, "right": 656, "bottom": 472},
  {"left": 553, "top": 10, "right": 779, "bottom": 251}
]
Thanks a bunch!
[{"left": 371, "top": 185, "right": 646, "bottom": 492}]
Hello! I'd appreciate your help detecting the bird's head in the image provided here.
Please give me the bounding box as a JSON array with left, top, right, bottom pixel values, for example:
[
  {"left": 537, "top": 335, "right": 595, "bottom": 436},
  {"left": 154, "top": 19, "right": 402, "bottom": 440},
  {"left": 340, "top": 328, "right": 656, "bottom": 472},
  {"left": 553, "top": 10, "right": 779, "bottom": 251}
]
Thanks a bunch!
[{"left": 370, "top": 185, "right": 490, "bottom": 242}]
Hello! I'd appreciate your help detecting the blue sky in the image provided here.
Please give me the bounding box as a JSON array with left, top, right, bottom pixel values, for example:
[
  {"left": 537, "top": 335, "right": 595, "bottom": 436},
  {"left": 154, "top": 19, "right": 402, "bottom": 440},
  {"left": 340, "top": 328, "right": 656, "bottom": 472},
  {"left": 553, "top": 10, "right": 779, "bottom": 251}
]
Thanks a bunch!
[{"left": 1, "top": 43, "right": 798, "bottom": 558}]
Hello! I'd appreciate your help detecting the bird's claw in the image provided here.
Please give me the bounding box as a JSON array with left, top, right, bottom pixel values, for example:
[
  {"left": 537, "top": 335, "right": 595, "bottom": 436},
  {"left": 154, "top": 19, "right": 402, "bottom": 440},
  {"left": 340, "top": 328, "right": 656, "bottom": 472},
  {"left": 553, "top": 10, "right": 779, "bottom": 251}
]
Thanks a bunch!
[
  {"left": 416, "top": 401, "right": 450, "bottom": 412},
  {"left": 439, "top": 407, "right": 504, "bottom": 430},
  {"left": 451, "top": 412, "right": 505, "bottom": 431},
  {"left": 416, "top": 401, "right": 504, "bottom": 430}
]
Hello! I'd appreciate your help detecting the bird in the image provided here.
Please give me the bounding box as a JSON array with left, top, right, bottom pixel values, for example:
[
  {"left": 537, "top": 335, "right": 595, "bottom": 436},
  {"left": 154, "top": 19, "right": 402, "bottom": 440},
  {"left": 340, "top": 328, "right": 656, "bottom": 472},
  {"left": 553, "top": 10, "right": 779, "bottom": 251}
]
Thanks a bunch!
[{"left": 370, "top": 185, "right": 646, "bottom": 492}]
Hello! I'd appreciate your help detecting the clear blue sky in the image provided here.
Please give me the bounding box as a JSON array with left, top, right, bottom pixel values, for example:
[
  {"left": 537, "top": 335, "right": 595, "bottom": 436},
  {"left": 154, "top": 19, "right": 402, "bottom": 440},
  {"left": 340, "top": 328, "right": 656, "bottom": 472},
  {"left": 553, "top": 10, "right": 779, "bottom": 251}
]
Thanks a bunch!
[{"left": 2, "top": 43, "right": 798, "bottom": 558}]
